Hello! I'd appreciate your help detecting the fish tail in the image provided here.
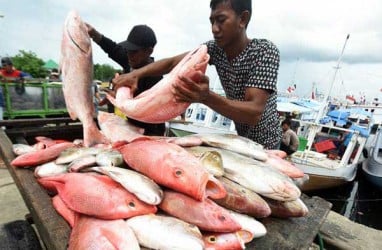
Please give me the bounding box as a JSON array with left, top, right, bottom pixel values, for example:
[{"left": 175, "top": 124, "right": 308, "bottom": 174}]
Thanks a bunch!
[{"left": 83, "top": 123, "right": 109, "bottom": 147}]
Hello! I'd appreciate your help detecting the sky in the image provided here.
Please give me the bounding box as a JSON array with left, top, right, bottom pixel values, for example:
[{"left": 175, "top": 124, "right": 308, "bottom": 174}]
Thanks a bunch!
[{"left": 1, "top": 0, "right": 381, "bottom": 103}]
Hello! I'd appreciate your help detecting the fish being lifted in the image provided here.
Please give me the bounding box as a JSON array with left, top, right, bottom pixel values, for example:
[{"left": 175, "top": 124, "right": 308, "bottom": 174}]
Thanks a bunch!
[
  {"left": 60, "top": 10, "right": 108, "bottom": 147},
  {"left": 107, "top": 45, "right": 210, "bottom": 123}
]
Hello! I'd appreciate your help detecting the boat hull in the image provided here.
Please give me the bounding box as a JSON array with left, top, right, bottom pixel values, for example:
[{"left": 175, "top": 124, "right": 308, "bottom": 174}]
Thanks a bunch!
[
  {"left": 300, "top": 174, "right": 351, "bottom": 192},
  {"left": 362, "top": 161, "right": 382, "bottom": 189},
  {"left": 292, "top": 160, "right": 358, "bottom": 192}
]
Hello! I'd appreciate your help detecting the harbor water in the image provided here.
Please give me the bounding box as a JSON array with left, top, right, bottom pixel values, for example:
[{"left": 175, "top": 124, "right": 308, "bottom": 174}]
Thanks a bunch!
[{"left": 306, "top": 166, "right": 382, "bottom": 230}]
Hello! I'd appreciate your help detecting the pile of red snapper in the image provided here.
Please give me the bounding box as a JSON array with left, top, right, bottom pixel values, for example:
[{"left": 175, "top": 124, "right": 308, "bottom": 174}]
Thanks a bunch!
[
  {"left": 11, "top": 112, "right": 309, "bottom": 249},
  {"left": 10, "top": 10, "right": 310, "bottom": 250}
]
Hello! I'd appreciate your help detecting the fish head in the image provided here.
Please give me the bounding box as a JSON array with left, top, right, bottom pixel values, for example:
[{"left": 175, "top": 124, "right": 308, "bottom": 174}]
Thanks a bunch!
[
  {"left": 199, "top": 151, "right": 224, "bottom": 177},
  {"left": 64, "top": 10, "right": 91, "bottom": 54},
  {"left": 178, "top": 45, "right": 210, "bottom": 78}
]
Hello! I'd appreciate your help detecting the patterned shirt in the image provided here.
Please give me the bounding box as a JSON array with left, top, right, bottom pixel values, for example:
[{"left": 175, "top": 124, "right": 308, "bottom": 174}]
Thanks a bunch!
[{"left": 205, "top": 39, "right": 281, "bottom": 149}]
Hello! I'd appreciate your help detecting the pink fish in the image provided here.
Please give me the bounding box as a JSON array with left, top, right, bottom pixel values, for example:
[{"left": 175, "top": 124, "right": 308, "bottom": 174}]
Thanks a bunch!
[
  {"left": 264, "top": 152, "right": 304, "bottom": 178},
  {"left": 159, "top": 191, "right": 241, "bottom": 233},
  {"left": 60, "top": 10, "right": 108, "bottom": 147},
  {"left": 97, "top": 111, "right": 145, "bottom": 143},
  {"left": 118, "top": 138, "right": 226, "bottom": 201},
  {"left": 34, "top": 136, "right": 70, "bottom": 148},
  {"left": 68, "top": 215, "right": 139, "bottom": 250},
  {"left": 203, "top": 232, "right": 245, "bottom": 250},
  {"left": 213, "top": 177, "right": 271, "bottom": 218},
  {"left": 52, "top": 195, "right": 76, "bottom": 227},
  {"left": 38, "top": 172, "right": 157, "bottom": 219},
  {"left": 11, "top": 142, "right": 75, "bottom": 167},
  {"left": 107, "top": 45, "right": 210, "bottom": 123}
]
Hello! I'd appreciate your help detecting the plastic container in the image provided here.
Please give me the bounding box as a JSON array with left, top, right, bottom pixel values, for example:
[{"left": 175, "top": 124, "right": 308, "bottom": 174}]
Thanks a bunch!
[
  {"left": 314, "top": 139, "right": 336, "bottom": 153},
  {"left": 298, "top": 137, "right": 308, "bottom": 151}
]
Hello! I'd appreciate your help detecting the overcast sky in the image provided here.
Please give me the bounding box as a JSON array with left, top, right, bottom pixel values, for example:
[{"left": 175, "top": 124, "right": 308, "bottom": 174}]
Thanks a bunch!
[{"left": 1, "top": 0, "right": 381, "bottom": 102}]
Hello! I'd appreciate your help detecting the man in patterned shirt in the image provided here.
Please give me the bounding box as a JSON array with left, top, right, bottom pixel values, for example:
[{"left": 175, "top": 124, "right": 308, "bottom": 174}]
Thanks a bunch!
[{"left": 113, "top": 0, "right": 281, "bottom": 149}]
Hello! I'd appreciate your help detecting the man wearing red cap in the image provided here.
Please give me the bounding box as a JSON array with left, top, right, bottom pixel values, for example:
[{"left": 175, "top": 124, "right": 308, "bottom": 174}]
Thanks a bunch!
[{"left": 86, "top": 23, "right": 165, "bottom": 136}]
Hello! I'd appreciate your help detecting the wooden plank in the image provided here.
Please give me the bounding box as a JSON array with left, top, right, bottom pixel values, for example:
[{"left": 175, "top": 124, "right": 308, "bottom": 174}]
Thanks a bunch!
[
  {"left": 319, "top": 211, "right": 382, "bottom": 249},
  {"left": 5, "top": 124, "right": 83, "bottom": 143},
  {"left": 0, "top": 130, "right": 70, "bottom": 250},
  {"left": 250, "top": 195, "right": 332, "bottom": 249},
  {"left": 0, "top": 117, "right": 78, "bottom": 128}
]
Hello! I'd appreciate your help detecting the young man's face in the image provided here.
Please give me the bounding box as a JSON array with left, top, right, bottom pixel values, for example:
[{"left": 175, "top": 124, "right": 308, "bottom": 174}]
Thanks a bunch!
[
  {"left": 209, "top": 2, "right": 243, "bottom": 49},
  {"left": 127, "top": 48, "right": 152, "bottom": 69},
  {"left": 3, "top": 64, "right": 13, "bottom": 73},
  {"left": 282, "top": 123, "right": 289, "bottom": 132}
]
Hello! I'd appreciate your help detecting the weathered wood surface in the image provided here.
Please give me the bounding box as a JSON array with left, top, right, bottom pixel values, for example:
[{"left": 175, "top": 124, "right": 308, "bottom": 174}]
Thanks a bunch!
[
  {"left": 0, "top": 117, "right": 75, "bottom": 127},
  {"left": 0, "top": 127, "right": 333, "bottom": 250},
  {"left": 319, "top": 211, "right": 382, "bottom": 250},
  {"left": 251, "top": 194, "right": 332, "bottom": 249},
  {"left": 0, "top": 129, "right": 71, "bottom": 250}
]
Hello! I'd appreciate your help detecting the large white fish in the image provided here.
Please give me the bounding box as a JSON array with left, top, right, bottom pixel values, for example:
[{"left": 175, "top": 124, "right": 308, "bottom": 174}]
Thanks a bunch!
[
  {"left": 89, "top": 166, "right": 163, "bottom": 205},
  {"left": 188, "top": 133, "right": 268, "bottom": 161},
  {"left": 107, "top": 45, "right": 210, "bottom": 123},
  {"left": 189, "top": 146, "right": 301, "bottom": 201},
  {"left": 126, "top": 214, "right": 204, "bottom": 250},
  {"left": 60, "top": 10, "right": 107, "bottom": 147}
]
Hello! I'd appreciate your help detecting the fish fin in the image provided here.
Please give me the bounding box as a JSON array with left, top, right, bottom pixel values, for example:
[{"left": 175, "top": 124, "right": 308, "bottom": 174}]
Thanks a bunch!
[{"left": 52, "top": 195, "right": 76, "bottom": 228}]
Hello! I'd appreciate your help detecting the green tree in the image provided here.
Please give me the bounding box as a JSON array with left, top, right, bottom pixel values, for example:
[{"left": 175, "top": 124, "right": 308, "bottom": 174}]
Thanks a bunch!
[
  {"left": 94, "top": 63, "right": 120, "bottom": 81},
  {"left": 12, "top": 50, "right": 47, "bottom": 78}
]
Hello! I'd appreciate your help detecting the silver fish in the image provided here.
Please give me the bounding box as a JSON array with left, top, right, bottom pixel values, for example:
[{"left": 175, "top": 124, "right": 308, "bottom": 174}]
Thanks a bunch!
[
  {"left": 126, "top": 214, "right": 204, "bottom": 250},
  {"left": 95, "top": 150, "right": 124, "bottom": 167},
  {"left": 189, "top": 146, "right": 301, "bottom": 201},
  {"left": 55, "top": 147, "right": 104, "bottom": 164},
  {"left": 12, "top": 144, "right": 37, "bottom": 156},
  {"left": 190, "top": 133, "right": 268, "bottom": 161},
  {"left": 89, "top": 166, "right": 163, "bottom": 205},
  {"left": 185, "top": 147, "right": 224, "bottom": 177},
  {"left": 34, "top": 161, "right": 68, "bottom": 178},
  {"left": 68, "top": 155, "right": 97, "bottom": 172}
]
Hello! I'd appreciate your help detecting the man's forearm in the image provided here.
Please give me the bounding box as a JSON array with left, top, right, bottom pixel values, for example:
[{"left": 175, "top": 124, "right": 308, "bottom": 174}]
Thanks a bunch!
[
  {"left": 202, "top": 91, "right": 263, "bottom": 125},
  {"left": 134, "top": 53, "right": 188, "bottom": 78}
]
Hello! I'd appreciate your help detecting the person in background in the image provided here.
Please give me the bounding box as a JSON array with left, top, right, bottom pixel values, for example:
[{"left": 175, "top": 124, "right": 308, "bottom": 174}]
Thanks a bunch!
[
  {"left": 86, "top": 23, "right": 165, "bottom": 136},
  {"left": 92, "top": 81, "right": 102, "bottom": 117},
  {"left": 280, "top": 119, "right": 299, "bottom": 155},
  {"left": 49, "top": 68, "right": 60, "bottom": 82},
  {"left": 112, "top": 0, "right": 281, "bottom": 149},
  {"left": 0, "top": 57, "right": 31, "bottom": 81}
]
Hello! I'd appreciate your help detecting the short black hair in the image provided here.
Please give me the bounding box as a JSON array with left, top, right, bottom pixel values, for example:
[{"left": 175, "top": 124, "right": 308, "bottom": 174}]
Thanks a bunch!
[
  {"left": 1, "top": 57, "right": 13, "bottom": 66},
  {"left": 282, "top": 119, "right": 291, "bottom": 127},
  {"left": 210, "top": 0, "right": 252, "bottom": 22}
]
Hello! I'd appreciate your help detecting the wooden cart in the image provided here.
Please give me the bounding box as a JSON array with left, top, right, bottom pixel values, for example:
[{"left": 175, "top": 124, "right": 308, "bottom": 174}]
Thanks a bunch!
[{"left": 0, "top": 119, "right": 332, "bottom": 250}]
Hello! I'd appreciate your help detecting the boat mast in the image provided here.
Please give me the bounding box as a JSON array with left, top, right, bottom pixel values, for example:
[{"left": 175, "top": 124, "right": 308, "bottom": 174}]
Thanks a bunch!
[{"left": 315, "top": 34, "right": 350, "bottom": 123}]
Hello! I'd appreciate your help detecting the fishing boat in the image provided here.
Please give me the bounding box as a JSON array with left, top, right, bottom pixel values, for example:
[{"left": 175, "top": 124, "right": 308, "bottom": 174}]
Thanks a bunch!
[
  {"left": 290, "top": 120, "right": 368, "bottom": 191},
  {"left": 288, "top": 34, "right": 372, "bottom": 191},
  {"left": 362, "top": 124, "right": 382, "bottom": 189}
]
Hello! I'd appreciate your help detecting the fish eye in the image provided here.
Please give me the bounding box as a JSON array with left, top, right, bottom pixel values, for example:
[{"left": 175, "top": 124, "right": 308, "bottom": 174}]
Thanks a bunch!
[
  {"left": 208, "top": 236, "right": 217, "bottom": 243},
  {"left": 218, "top": 215, "right": 226, "bottom": 221},
  {"left": 128, "top": 201, "right": 135, "bottom": 207},
  {"left": 174, "top": 168, "right": 183, "bottom": 177}
]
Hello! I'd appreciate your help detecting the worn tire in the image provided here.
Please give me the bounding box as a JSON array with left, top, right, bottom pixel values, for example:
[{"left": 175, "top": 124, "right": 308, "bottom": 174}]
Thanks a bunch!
[{"left": 0, "top": 220, "right": 42, "bottom": 250}]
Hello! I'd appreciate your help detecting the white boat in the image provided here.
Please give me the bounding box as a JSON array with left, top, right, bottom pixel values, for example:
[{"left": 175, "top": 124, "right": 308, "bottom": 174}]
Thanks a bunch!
[
  {"left": 362, "top": 124, "right": 382, "bottom": 189},
  {"left": 290, "top": 120, "right": 368, "bottom": 191}
]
